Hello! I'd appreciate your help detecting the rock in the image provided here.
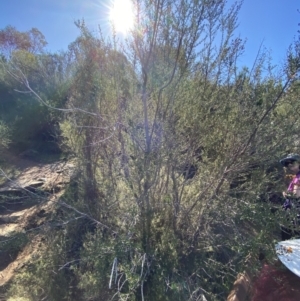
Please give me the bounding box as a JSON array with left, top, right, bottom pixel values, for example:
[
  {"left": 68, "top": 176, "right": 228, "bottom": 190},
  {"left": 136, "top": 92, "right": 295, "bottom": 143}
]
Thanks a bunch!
[
  {"left": 37, "top": 178, "right": 47, "bottom": 182},
  {"left": 23, "top": 181, "right": 45, "bottom": 192},
  {"left": 0, "top": 215, "right": 19, "bottom": 224},
  {"left": 0, "top": 180, "right": 45, "bottom": 195},
  {"left": 0, "top": 188, "right": 24, "bottom": 198}
]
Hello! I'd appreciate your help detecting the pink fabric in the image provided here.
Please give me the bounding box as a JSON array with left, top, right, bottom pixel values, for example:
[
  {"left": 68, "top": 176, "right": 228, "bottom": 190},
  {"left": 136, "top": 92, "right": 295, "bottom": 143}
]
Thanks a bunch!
[{"left": 288, "top": 173, "right": 300, "bottom": 192}]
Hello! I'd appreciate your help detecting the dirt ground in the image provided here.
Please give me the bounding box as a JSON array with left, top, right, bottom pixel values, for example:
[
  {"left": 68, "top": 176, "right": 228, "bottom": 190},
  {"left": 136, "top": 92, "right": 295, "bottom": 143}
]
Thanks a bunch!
[{"left": 0, "top": 152, "right": 75, "bottom": 288}]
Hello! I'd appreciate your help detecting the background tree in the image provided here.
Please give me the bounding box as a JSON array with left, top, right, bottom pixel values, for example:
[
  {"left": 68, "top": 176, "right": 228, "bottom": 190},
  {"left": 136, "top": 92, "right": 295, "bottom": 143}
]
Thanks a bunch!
[
  {"left": 0, "top": 27, "right": 72, "bottom": 154},
  {"left": 0, "top": 26, "right": 47, "bottom": 58}
]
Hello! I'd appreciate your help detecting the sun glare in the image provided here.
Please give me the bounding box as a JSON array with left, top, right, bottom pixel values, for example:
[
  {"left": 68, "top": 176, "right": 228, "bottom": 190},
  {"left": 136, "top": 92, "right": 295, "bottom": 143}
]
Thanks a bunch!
[{"left": 109, "top": 0, "right": 134, "bottom": 34}]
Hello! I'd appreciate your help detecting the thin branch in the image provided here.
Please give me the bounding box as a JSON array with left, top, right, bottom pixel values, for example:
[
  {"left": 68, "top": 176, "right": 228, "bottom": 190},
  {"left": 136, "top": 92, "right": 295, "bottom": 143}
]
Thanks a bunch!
[
  {"left": 109, "top": 257, "right": 118, "bottom": 289},
  {"left": 58, "top": 259, "right": 80, "bottom": 271}
]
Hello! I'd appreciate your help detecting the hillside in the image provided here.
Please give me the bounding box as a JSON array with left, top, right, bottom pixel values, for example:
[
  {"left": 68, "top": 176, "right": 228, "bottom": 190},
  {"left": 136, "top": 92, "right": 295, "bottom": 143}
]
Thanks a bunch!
[
  {"left": 0, "top": 152, "right": 75, "bottom": 298},
  {"left": 1, "top": 1, "right": 300, "bottom": 299},
  {"left": 1, "top": 153, "right": 300, "bottom": 300}
]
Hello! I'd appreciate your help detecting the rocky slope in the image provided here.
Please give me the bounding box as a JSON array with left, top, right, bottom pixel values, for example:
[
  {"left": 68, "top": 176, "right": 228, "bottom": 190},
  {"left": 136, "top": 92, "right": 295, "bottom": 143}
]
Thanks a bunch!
[{"left": 0, "top": 154, "right": 75, "bottom": 294}]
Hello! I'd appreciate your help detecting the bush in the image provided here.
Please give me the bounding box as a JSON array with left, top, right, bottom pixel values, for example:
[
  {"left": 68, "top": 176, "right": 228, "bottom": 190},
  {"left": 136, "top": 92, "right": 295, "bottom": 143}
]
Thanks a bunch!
[{"left": 0, "top": 120, "right": 11, "bottom": 149}]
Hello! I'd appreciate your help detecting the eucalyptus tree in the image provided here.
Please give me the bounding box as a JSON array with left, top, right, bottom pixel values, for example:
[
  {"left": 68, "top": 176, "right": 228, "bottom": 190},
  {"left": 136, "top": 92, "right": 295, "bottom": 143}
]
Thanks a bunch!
[
  {"left": 0, "top": 27, "right": 73, "bottom": 152},
  {"left": 0, "top": 26, "right": 47, "bottom": 58}
]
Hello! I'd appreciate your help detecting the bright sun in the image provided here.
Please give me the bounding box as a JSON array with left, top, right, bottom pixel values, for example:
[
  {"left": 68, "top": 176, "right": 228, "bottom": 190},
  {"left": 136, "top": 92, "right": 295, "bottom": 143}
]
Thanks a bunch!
[{"left": 109, "top": 0, "right": 134, "bottom": 34}]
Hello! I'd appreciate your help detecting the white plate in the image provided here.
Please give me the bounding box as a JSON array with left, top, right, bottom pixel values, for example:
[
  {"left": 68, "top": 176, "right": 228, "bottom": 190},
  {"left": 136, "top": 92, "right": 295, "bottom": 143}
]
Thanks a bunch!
[{"left": 275, "top": 239, "right": 300, "bottom": 277}]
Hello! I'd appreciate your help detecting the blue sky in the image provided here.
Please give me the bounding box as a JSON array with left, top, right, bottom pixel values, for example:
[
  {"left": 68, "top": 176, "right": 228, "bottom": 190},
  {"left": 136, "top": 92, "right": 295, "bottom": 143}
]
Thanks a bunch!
[{"left": 0, "top": 0, "right": 299, "bottom": 68}]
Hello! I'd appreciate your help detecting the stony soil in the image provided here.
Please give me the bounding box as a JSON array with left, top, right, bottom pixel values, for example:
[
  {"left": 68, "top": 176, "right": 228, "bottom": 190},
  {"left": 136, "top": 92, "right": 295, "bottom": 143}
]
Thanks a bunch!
[{"left": 0, "top": 152, "right": 75, "bottom": 290}]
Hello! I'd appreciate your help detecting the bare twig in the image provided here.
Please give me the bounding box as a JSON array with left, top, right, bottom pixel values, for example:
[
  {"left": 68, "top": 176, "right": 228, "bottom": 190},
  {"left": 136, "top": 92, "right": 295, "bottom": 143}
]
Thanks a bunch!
[{"left": 109, "top": 257, "right": 118, "bottom": 289}]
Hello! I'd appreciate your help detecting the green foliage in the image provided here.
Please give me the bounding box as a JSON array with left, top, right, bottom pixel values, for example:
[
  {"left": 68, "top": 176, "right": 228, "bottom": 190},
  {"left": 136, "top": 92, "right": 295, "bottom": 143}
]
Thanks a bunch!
[
  {"left": 7, "top": 297, "right": 30, "bottom": 301},
  {"left": 3, "top": 2, "right": 300, "bottom": 300},
  {"left": 0, "top": 26, "right": 47, "bottom": 58},
  {"left": 0, "top": 233, "right": 28, "bottom": 260},
  {"left": 7, "top": 233, "right": 71, "bottom": 301},
  {"left": 55, "top": 14, "right": 300, "bottom": 301},
  {"left": 0, "top": 120, "right": 11, "bottom": 149},
  {"left": 0, "top": 45, "right": 71, "bottom": 153}
]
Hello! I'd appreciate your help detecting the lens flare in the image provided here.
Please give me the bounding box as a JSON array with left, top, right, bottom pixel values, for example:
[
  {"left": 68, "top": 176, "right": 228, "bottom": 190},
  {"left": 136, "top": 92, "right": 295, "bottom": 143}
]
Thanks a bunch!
[{"left": 109, "top": 0, "right": 134, "bottom": 33}]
